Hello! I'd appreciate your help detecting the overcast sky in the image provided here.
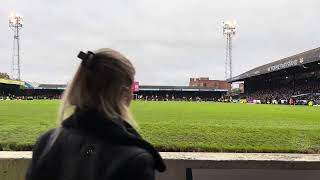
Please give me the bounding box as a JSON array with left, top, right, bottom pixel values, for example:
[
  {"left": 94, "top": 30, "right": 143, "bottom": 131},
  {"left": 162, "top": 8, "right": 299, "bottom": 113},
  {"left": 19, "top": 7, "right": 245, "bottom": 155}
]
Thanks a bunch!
[{"left": 1, "top": 0, "right": 320, "bottom": 85}]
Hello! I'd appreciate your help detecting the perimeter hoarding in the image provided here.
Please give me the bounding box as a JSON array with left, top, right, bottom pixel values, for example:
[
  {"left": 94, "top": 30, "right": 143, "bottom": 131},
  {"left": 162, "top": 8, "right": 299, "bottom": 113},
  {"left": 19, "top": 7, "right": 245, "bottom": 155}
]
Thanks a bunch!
[{"left": 131, "top": 82, "right": 139, "bottom": 92}]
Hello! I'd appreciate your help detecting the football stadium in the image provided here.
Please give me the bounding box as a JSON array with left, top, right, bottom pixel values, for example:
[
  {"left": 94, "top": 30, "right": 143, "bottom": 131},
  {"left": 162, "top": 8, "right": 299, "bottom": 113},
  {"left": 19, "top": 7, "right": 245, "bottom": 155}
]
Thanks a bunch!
[
  {"left": 0, "top": 47, "right": 320, "bottom": 153},
  {"left": 2, "top": 2, "right": 320, "bottom": 179}
]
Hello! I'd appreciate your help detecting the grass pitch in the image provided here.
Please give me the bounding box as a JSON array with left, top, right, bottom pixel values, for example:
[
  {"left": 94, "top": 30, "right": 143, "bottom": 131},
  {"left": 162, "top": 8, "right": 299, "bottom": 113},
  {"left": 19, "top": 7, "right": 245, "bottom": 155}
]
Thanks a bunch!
[{"left": 0, "top": 100, "right": 319, "bottom": 153}]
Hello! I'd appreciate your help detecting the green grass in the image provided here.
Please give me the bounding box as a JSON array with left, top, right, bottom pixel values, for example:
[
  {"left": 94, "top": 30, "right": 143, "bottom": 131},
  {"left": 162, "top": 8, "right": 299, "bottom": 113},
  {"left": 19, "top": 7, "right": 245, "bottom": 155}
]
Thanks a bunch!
[{"left": 0, "top": 100, "right": 320, "bottom": 153}]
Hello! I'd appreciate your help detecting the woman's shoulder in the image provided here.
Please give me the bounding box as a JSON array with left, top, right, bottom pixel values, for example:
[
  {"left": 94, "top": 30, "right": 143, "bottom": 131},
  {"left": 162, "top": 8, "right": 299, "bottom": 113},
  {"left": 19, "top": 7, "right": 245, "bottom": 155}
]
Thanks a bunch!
[
  {"left": 116, "top": 150, "right": 156, "bottom": 179},
  {"left": 126, "top": 150, "right": 154, "bottom": 167},
  {"left": 120, "top": 144, "right": 153, "bottom": 160},
  {"left": 31, "top": 128, "right": 62, "bottom": 160},
  {"left": 34, "top": 128, "right": 59, "bottom": 148}
]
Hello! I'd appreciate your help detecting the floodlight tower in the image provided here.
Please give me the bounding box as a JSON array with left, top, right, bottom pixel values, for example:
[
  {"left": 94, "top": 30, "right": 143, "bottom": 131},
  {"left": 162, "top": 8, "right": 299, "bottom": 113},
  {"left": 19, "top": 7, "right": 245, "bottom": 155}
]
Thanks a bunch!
[
  {"left": 8, "top": 12, "right": 23, "bottom": 80},
  {"left": 222, "top": 20, "right": 237, "bottom": 80}
]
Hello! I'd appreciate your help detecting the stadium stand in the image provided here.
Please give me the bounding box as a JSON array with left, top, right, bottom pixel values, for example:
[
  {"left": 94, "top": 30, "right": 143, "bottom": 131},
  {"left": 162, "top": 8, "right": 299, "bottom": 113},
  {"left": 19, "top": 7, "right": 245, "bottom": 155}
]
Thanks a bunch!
[
  {"left": 0, "top": 78, "right": 25, "bottom": 99},
  {"left": 135, "top": 85, "right": 228, "bottom": 101},
  {"left": 0, "top": 80, "right": 65, "bottom": 100},
  {"left": 229, "top": 47, "right": 320, "bottom": 104},
  {"left": 21, "top": 83, "right": 65, "bottom": 99},
  {"left": 0, "top": 80, "right": 228, "bottom": 101}
]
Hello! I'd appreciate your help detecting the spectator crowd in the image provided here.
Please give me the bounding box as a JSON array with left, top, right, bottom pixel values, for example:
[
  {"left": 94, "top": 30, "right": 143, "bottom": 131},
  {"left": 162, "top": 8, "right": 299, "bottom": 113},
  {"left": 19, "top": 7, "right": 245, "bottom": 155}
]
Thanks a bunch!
[{"left": 247, "top": 79, "right": 320, "bottom": 105}]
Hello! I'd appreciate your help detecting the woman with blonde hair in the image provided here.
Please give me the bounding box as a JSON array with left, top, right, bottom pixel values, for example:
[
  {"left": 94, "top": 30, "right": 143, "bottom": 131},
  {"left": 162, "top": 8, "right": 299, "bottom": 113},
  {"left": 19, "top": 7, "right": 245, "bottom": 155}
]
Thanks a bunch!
[{"left": 26, "top": 48, "right": 166, "bottom": 180}]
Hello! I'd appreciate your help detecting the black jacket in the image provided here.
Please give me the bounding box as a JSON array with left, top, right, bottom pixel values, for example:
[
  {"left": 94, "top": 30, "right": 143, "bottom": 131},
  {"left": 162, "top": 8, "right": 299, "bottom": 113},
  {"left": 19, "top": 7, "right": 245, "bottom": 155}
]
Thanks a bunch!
[{"left": 26, "top": 108, "right": 166, "bottom": 180}]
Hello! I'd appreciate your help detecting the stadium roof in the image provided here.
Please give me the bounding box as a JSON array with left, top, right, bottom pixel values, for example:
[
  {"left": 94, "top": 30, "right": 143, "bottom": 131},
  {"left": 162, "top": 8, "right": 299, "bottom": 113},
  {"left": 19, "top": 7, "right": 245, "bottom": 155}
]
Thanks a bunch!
[
  {"left": 228, "top": 47, "right": 320, "bottom": 82},
  {"left": 22, "top": 82, "right": 66, "bottom": 89},
  {"left": 38, "top": 84, "right": 67, "bottom": 89},
  {"left": 139, "top": 85, "right": 228, "bottom": 92},
  {"left": 0, "top": 78, "right": 25, "bottom": 86},
  {"left": 0, "top": 79, "right": 66, "bottom": 89}
]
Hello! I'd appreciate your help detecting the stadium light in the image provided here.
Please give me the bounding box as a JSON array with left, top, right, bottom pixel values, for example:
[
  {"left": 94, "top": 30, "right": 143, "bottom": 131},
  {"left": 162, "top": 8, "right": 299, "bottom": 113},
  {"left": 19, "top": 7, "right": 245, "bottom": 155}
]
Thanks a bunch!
[
  {"left": 223, "top": 20, "right": 237, "bottom": 35},
  {"left": 8, "top": 12, "right": 23, "bottom": 27},
  {"left": 8, "top": 12, "right": 23, "bottom": 80},
  {"left": 222, "top": 20, "right": 237, "bottom": 80}
]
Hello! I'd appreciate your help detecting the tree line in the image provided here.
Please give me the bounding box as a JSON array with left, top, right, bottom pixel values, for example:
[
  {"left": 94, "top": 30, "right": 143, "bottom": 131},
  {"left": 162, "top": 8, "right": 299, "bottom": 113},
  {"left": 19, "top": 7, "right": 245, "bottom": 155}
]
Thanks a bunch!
[{"left": 0, "top": 72, "right": 10, "bottom": 79}]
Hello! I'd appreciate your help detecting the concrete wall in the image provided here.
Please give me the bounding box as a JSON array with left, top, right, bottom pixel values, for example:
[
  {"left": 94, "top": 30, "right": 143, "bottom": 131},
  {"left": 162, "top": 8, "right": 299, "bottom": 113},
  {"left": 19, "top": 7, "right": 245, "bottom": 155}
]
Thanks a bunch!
[
  {"left": 158, "top": 152, "right": 320, "bottom": 180},
  {"left": 1, "top": 152, "right": 320, "bottom": 180},
  {"left": 0, "top": 152, "right": 31, "bottom": 180}
]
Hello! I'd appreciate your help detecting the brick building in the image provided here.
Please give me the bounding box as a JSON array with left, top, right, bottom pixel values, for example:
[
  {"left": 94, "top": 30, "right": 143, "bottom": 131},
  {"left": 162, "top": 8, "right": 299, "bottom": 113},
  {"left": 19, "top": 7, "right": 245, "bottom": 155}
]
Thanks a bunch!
[{"left": 189, "top": 77, "right": 231, "bottom": 90}]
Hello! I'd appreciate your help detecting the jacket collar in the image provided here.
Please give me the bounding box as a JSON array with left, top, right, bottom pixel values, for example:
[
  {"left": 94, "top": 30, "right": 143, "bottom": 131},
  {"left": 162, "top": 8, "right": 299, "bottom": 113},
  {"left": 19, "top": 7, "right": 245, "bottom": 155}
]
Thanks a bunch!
[{"left": 62, "top": 108, "right": 166, "bottom": 172}]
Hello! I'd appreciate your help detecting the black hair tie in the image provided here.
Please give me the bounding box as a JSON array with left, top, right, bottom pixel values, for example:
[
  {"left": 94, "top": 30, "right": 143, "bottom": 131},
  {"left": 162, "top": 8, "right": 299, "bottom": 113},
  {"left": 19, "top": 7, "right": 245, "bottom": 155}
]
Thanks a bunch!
[{"left": 77, "top": 51, "right": 96, "bottom": 69}]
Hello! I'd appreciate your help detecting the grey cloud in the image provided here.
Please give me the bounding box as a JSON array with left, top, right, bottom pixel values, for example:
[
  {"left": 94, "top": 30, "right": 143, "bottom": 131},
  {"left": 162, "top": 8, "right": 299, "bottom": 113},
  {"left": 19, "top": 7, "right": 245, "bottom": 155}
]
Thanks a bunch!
[{"left": 0, "top": 0, "right": 320, "bottom": 85}]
